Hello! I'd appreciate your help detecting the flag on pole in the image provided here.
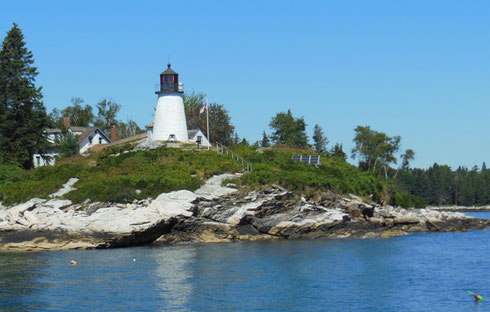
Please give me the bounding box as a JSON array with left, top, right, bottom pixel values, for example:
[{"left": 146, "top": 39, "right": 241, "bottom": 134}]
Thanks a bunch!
[{"left": 200, "top": 99, "right": 208, "bottom": 114}]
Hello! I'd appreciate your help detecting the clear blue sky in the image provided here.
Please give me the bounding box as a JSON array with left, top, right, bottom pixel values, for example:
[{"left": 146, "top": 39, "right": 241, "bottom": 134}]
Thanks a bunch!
[{"left": 1, "top": 0, "right": 489, "bottom": 169}]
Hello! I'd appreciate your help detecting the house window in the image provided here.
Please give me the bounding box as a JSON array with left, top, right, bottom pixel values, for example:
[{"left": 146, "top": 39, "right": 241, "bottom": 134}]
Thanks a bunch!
[
  {"left": 89, "top": 136, "right": 93, "bottom": 144},
  {"left": 99, "top": 137, "right": 103, "bottom": 144},
  {"left": 197, "top": 135, "right": 202, "bottom": 144},
  {"left": 36, "top": 156, "right": 40, "bottom": 167}
]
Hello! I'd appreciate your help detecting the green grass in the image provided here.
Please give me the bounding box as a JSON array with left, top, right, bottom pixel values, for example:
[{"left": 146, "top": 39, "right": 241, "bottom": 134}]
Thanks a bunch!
[
  {"left": 0, "top": 146, "right": 242, "bottom": 206},
  {"left": 0, "top": 144, "right": 386, "bottom": 206},
  {"left": 0, "top": 158, "right": 88, "bottom": 205}
]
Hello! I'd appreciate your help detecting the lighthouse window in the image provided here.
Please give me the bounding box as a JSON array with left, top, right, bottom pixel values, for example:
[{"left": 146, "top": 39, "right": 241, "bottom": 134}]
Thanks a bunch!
[{"left": 168, "top": 76, "right": 173, "bottom": 83}]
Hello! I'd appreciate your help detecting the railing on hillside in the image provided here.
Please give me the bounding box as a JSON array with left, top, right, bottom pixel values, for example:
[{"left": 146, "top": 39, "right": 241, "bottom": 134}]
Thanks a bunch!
[{"left": 216, "top": 142, "right": 253, "bottom": 172}]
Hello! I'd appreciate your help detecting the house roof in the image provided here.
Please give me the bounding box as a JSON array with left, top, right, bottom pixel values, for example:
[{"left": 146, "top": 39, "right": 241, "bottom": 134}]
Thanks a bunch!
[
  {"left": 146, "top": 122, "right": 154, "bottom": 129},
  {"left": 187, "top": 130, "right": 199, "bottom": 139},
  {"left": 161, "top": 64, "right": 178, "bottom": 75},
  {"left": 45, "top": 127, "right": 87, "bottom": 134},
  {"left": 88, "top": 132, "right": 148, "bottom": 153},
  {"left": 70, "top": 126, "right": 87, "bottom": 132},
  {"left": 77, "top": 127, "right": 111, "bottom": 145}
]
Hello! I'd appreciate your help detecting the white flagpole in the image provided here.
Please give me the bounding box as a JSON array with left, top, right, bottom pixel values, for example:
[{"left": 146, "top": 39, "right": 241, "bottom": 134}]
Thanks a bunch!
[{"left": 206, "top": 98, "right": 210, "bottom": 150}]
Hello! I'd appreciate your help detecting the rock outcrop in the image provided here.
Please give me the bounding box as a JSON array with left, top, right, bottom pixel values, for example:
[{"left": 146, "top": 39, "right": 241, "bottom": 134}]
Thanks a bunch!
[{"left": 0, "top": 174, "right": 488, "bottom": 251}]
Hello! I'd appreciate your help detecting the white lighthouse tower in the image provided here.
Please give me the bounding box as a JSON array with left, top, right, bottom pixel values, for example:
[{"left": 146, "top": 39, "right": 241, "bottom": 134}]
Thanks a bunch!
[{"left": 152, "top": 64, "right": 189, "bottom": 142}]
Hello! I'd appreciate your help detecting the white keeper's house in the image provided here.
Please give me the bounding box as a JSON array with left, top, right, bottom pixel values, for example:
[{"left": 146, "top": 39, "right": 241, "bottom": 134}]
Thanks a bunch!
[{"left": 33, "top": 118, "right": 112, "bottom": 167}]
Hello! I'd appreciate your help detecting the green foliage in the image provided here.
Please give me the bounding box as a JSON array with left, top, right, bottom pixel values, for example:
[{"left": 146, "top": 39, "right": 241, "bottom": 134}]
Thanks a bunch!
[
  {"left": 330, "top": 143, "right": 346, "bottom": 160},
  {"left": 351, "top": 125, "right": 401, "bottom": 179},
  {"left": 49, "top": 97, "right": 95, "bottom": 128},
  {"left": 183, "top": 91, "right": 235, "bottom": 145},
  {"left": 56, "top": 128, "right": 79, "bottom": 159},
  {"left": 117, "top": 120, "right": 144, "bottom": 139},
  {"left": 229, "top": 145, "right": 385, "bottom": 201},
  {"left": 391, "top": 191, "right": 426, "bottom": 208},
  {"left": 65, "top": 147, "right": 240, "bottom": 203},
  {"left": 394, "top": 163, "right": 490, "bottom": 206},
  {"left": 0, "top": 146, "right": 242, "bottom": 205},
  {"left": 0, "top": 23, "right": 50, "bottom": 169},
  {"left": 260, "top": 131, "right": 270, "bottom": 147},
  {"left": 269, "top": 110, "right": 309, "bottom": 148},
  {"left": 0, "top": 161, "right": 86, "bottom": 205},
  {"left": 94, "top": 98, "right": 120, "bottom": 134}
]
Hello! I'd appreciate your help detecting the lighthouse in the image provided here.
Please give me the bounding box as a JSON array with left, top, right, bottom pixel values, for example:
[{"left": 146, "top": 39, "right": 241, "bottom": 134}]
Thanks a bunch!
[{"left": 152, "top": 64, "right": 189, "bottom": 142}]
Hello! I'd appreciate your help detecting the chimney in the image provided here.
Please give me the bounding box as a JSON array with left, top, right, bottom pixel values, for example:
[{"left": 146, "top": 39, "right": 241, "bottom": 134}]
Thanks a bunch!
[
  {"left": 111, "top": 125, "right": 116, "bottom": 141},
  {"left": 63, "top": 117, "right": 71, "bottom": 128}
]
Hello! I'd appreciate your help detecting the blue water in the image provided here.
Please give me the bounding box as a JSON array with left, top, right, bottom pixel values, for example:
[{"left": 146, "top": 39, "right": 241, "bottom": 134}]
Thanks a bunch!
[{"left": 1, "top": 212, "right": 489, "bottom": 312}]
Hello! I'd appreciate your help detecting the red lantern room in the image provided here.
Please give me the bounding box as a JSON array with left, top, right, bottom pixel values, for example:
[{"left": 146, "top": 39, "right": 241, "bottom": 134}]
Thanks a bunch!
[{"left": 157, "top": 63, "right": 182, "bottom": 94}]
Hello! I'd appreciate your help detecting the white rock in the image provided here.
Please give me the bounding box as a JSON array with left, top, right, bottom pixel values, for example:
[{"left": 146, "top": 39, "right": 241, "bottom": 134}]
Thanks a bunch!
[
  {"left": 195, "top": 174, "right": 239, "bottom": 199},
  {"left": 226, "top": 199, "right": 266, "bottom": 226},
  {"left": 23, "top": 210, "right": 39, "bottom": 225},
  {"left": 149, "top": 200, "right": 193, "bottom": 218},
  {"left": 8, "top": 198, "right": 46, "bottom": 217},
  {"left": 48, "top": 178, "right": 79, "bottom": 198},
  {"left": 44, "top": 199, "right": 72, "bottom": 210},
  {"left": 155, "top": 190, "right": 197, "bottom": 203}
]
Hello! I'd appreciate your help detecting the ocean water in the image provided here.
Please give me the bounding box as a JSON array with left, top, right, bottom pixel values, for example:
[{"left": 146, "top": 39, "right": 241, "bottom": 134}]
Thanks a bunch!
[{"left": 1, "top": 212, "right": 488, "bottom": 312}]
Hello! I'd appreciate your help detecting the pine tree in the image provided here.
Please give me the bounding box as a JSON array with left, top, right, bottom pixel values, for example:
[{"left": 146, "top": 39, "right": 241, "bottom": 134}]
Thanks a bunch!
[
  {"left": 482, "top": 161, "right": 487, "bottom": 172},
  {"left": 0, "top": 23, "right": 49, "bottom": 169},
  {"left": 312, "top": 124, "right": 328, "bottom": 153},
  {"left": 233, "top": 132, "right": 240, "bottom": 144},
  {"left": 331, "top": 143, "right": 346, "bottom": 160},
  {"left": 260, "top": 131, "right": 270, "bottom": 147}
]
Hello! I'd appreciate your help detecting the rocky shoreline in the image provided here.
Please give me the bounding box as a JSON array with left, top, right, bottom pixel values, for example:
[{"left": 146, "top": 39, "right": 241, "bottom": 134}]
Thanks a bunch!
[
  {"left": 428, "top": 205, "right": 490, "bottom": 212},
  {"left": 0, "top": 174, "right": 488, "bottom": 251}
]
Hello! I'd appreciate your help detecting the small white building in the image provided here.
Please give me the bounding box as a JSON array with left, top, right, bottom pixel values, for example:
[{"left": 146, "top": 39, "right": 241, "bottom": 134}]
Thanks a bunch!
[
  {"left": 33, "top": 119, "right": 112, "bottom": 167},
  {"left": 187, "top": 128, "right": 211, "bottom": 147}
]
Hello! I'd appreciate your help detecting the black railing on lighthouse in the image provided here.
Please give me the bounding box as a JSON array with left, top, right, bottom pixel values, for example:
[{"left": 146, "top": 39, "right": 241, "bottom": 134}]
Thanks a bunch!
[{"left": 215, "top": 142, "right": 253, "bottom": 172}]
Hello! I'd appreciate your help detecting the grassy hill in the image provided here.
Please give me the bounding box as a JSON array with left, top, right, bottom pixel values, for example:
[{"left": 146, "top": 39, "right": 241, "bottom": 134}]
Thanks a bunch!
[{"left": 0, "top": 144, "right": 385, "bottom": 206}]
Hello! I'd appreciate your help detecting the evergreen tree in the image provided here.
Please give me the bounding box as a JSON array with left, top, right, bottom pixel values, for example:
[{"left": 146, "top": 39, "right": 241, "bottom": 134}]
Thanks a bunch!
[
  {"left": 331, "top": 143, "right": 346, "bottom": 160},
  {"left": 312, "top": 124, "right": 328, "bottom": 153},
  {"left": 56, "top": 128, "right": 79, "bottom": 159},
  {"left": 233, "top": 132, "right": 240, "bottom": 144},
  {"left": 0, "top": 23, "right": 49, "bottom": 169},
  {"left": 260, "top": 131, "right": 270, "bottom": 147},
  {"left": 482, "top": 161, "right": 487, "bottom": 172},
  {"left": 269, "top": 109, "right": 309, "bottom": 148}
]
